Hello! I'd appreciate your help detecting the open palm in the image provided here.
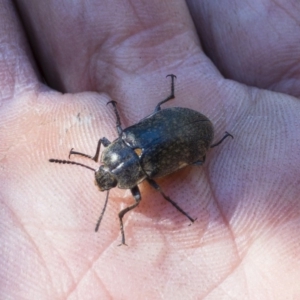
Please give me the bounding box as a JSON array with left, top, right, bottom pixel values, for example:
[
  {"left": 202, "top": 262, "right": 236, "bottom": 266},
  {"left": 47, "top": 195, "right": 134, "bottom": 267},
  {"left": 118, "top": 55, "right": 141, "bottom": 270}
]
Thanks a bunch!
[{"left": 1, "top": 1, "right": 300, "bottom": 299}]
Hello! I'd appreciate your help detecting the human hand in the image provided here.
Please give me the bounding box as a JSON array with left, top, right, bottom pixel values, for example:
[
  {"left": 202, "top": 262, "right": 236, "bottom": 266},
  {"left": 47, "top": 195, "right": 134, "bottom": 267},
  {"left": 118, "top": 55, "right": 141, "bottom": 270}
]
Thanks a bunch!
[{"left": 1, "top": 0, "right": 300, "bottom": 299}]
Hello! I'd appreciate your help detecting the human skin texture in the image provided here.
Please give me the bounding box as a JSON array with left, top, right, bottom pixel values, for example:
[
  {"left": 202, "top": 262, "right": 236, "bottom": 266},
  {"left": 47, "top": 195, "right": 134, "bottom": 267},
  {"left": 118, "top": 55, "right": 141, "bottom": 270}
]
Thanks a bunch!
[{"left": 1, "top": 0, "right": 300, "bottom": 299}]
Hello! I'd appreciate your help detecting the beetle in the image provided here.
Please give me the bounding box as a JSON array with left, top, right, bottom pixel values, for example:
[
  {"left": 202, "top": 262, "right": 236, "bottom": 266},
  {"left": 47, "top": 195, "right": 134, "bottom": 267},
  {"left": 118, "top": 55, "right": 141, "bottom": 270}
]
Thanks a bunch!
[{"left": 49, "top": 75, "right": 233, "bottom": 245}]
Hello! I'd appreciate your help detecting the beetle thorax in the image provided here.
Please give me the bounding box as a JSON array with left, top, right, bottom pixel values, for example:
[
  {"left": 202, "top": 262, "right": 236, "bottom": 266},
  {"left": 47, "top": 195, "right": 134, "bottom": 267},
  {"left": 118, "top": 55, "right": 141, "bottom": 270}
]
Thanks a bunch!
[{"left": 97, "top": 139, "right": 147, "bottom": 190}]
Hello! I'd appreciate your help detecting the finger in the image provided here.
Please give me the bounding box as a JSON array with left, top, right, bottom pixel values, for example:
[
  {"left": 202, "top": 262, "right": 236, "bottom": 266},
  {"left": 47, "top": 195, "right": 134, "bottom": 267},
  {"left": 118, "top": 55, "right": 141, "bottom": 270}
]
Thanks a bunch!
[
  {"left": 14, "top": 1, "right": 218, "bottom": 98},
  {"left": 0, "top": 1, "right": 39, "bottom": 94},
  {"left": 186, "top": 0, "right": 300, "bottom": 96}
]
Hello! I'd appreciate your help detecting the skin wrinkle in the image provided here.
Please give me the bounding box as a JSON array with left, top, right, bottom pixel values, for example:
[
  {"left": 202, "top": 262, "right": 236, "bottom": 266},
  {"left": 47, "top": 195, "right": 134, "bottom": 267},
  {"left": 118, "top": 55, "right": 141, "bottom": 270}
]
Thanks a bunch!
[
  {"left": 44, "top": 235, "right": 79, "bottom": 298},
  {"left": 271, "top": 61, "right": 300, "bottom": 90},
  {"left": 273, "top": 0, "right": 299, "bottom": 25},
  {"left": 63, "top": 218, "right": 118, "bottom": 297},
  {"left": 230, "top": 87, "right": 261, "bottom": 134},
  {"left": 205, "top": 166, "right": 240, "bottom": 250},
  {"left": 247, "top": 2, "right": 279, "bottom": 35},
  {"left": 122, "top": 0, "right": 145, "bottom": 29},
  {"left": 95, "top": 25, "right": 198, "bottom": 78},
  {"left": 204, "top": 157, "right": 243, "bottom": 270},
  {"left": 65, "top": 260, "right": 96, "bottom": 299},
  {"left": 2, "top": 200, "right": 55, "bottom": 292},
  {"left": 88, "top": 268, "right": 112, "bottom": 299},
  {"left": 198, "top": 256, "right": 245, "bottom": 299}
]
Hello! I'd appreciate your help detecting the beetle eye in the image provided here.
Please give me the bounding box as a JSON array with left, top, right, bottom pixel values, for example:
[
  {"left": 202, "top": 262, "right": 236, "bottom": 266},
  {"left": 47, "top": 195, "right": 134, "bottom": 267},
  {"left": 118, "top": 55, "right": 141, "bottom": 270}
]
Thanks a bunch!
[
  {"left": 95, "top": 166, "right": 117, "bottom": 191},
  {"left": 134, "top": 148, "right": 142, "bottom": 157}
]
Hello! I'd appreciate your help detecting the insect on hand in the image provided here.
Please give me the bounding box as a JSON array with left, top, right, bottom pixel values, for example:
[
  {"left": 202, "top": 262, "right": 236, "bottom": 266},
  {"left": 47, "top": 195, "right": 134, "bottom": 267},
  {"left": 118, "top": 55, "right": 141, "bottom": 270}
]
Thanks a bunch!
[{"left": 49, "top": 75, "right": 233, "bottom": 245}]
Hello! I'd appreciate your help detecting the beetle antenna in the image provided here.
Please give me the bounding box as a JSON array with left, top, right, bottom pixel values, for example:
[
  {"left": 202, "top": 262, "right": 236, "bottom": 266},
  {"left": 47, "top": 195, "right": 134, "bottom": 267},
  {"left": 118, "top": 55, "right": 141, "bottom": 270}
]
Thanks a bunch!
[
  {"left": 95, "top": 190, "right": 110, "bottom": 232},
  {"left": 49, "top": 159, "right": 96, "bottom": 172}
]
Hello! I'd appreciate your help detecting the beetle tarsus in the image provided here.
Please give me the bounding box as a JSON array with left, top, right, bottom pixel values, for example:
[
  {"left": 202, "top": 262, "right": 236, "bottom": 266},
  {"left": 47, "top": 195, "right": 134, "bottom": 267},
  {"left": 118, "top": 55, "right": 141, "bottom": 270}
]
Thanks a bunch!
[
  {"left": 107, "top": 100, "right": 123, "bottom": 136},
  {"left": 210, "top": 131, "right": 233, "bottom": 148},
  {"left": 118, "top": 242, "right": 128, "bottom": 247},
  {"left": 147, "top": 178, "right": 195, "bottom": 223},
  {"left": 154, "top": 74, "right": 176, "bottom": 112}
]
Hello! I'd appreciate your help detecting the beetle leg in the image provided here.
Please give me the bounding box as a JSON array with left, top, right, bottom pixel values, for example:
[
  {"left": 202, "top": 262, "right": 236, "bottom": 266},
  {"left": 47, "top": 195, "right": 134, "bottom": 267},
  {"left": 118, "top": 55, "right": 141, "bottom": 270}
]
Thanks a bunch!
[
  {"left": 210, "top": 131, "right": 233, "bottom": 148},
  {"left": 118, "top": 185, "right": 141, "bottom": 246},
  {"left": 147, "top": 178, "right": 195, "bottom": 223},
  {"left": 107, "top": 100, "right": 123, "bottom": 136},
  {"left": 69, "top": 137, "right": 111, "bottom": 162},
  {"left": 154, "top": 74, "right": 177, "bottom": 112}
]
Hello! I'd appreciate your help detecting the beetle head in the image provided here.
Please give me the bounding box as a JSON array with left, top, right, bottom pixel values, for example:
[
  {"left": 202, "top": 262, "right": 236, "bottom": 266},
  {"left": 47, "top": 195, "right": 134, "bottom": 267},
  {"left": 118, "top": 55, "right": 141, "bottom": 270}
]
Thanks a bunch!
[{"left": 95, "top": 166, "right": 118, "bottom": 191}]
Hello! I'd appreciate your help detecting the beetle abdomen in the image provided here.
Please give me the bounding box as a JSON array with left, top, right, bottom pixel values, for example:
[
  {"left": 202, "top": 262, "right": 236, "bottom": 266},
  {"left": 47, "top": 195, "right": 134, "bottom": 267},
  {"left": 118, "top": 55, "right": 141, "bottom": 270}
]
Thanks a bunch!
[{"left": 123, "top": 107, "right": 214, "bottom": 178}]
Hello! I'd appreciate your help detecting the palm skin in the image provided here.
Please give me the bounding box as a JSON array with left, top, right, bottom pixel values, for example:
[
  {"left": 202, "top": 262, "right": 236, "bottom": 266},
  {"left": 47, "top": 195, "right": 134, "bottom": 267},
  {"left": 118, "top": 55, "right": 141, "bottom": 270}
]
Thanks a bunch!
[{"left": 1, "top": 0, "right": 300, "bottom": 299}]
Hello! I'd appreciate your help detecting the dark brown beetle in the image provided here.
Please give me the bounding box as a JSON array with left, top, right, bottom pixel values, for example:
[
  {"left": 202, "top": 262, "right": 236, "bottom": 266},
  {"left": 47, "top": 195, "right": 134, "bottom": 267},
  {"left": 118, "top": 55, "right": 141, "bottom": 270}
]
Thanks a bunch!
[{"left": 49, "top": 75, "right": 232, "bottom": 245}]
